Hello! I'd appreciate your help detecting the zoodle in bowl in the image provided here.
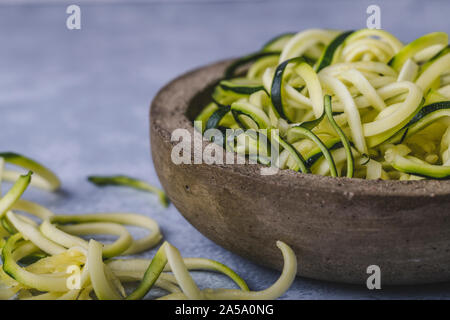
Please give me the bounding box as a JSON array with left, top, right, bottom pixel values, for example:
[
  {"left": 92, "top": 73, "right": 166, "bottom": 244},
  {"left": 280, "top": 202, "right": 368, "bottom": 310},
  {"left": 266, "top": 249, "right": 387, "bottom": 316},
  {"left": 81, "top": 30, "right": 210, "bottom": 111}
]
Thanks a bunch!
[{"left": 195, "top": 29, "right": 450, "bottom": 180}]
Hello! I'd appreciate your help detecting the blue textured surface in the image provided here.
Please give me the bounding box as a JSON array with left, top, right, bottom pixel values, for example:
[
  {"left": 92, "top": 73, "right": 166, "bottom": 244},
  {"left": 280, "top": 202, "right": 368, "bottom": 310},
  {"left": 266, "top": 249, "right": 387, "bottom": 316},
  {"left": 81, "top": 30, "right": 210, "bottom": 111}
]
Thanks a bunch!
[{"left": 1, "top": 0, "right": 450, "bottom": 299}]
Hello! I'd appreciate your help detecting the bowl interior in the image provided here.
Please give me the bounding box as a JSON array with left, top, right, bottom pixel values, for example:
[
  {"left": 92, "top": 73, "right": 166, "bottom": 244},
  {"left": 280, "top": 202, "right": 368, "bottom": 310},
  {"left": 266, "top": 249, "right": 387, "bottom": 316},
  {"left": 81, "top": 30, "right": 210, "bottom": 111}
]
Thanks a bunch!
[{"left": 185, "top": 80, "right": 218, "bottom": 122}]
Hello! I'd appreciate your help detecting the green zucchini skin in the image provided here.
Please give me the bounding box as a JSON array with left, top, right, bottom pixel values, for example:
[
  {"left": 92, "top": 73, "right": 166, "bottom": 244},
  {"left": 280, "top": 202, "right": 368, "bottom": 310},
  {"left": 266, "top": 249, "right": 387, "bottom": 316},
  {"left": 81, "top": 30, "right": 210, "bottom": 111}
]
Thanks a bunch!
[
  {"left": 407, "top": 101, "right": 450, "bottom": 127},
  {"left": 0, "top": 152, "right": 60, "bottom": 191},
  {"left": 315, "top": 30, "right": 354, "bottom": 72},
  {"left": 194, "top": 102, "right": 218, "bottom": 133},
  {"left": 1, "top": 235, "right": 20, "bottom": 279},
  {"left": 1, "top": 217, "right": 16, "bottom": 235},
  {"left": 391, "top": 156, "right": 450, "bottom": 179},
  {"left": 18, "top": 253, "right": 47, "bottom": 266},
  {"left": 2, "top": 233, "right": 68, "bottom": 292},
  {"left": 126, "top": 243, "right": 168, "bottom": 300},
  {"left": 422, "top": 45, "right": 450, "bottom": 69},
  {"left": 388, "top": 32, "right": 448, "bottom": 71},
  {"left": 270, "top": 57, "right": 305, "bottom": 122},
  {"left": 377, "top": 98, "right": 426, "bottom": 146},
  {"left": 88, "top": 175, "right": 169, "bottom": 207},
  {"left": 212, "top": 85, "right": 248, "bottom": 107},
  {"left": 271, "top": 131, "right": 309, "bottom": 174},
  {"left": 225, "top": 51, "right": 280, "bottom": 79},
  {"left": 305, "top": 141, "right": 343, "bottom": 168},
  {"left": 230, "top": 101, "right": 270, "bottom": 129},
  {"left": 0, "top": 172, "right": 32, "bottom": 218},
  {"left": 205, "top": 106, "right": 231, "bottom": 131},
  {"left": 287, "top": 126, "right": 338, "bottom": 177},
  {"left": 231, "top": 110, "right": 259, "bottom": 129},
  {"left": 396, "top": 101, "right": 450, "bottom": 143},
  {"left": 324, "top": 95, "right": 354, "bottom": 177},
  {"left": 219, "top": 78, "right": 265, "bottom": 95},
  {"left": 299, "top": 111, "right": 326, "bottom": 130}
]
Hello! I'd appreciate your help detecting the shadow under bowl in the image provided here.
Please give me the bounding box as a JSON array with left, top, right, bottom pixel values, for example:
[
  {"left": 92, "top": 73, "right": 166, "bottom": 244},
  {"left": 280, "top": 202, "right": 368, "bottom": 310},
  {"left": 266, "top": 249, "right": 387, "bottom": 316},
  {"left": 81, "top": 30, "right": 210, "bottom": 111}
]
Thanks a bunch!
[{"left": 150, "top": 59, "right": 450, "bottom": 285}]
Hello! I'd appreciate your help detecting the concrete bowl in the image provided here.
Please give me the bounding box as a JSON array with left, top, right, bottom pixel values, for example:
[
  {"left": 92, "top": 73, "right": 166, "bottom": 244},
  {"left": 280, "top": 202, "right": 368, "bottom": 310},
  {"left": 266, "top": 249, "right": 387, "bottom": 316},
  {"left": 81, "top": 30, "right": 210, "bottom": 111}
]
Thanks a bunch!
[{"left": 150, "top": 59, "right": 450, "bottom": 285}]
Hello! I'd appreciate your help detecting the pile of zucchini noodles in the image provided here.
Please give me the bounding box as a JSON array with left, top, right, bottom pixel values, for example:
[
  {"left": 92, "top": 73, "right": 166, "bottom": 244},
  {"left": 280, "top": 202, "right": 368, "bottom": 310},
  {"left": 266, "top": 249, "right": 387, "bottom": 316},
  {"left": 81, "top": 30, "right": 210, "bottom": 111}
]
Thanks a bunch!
[
  {"left": 0, "top": 153, "right": 296, "bottom": 300},
  {"left": 196, "top": 29, "right": 450, "bottom": 179}
]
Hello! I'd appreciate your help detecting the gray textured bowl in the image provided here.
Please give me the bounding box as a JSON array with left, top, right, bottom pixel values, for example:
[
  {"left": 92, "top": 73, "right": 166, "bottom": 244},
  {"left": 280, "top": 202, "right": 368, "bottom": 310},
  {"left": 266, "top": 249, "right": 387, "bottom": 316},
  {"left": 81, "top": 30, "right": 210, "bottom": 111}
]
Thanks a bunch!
[{"left": 150, "top": 59, "right": 450, "bottom": 285}]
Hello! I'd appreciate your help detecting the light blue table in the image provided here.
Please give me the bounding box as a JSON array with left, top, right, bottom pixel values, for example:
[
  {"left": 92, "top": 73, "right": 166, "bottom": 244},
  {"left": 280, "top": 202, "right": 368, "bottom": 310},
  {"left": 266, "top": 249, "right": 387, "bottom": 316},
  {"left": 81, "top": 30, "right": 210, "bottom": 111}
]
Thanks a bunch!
[{"left": 1, "top": 0, "right": 449, "bottom": 299}]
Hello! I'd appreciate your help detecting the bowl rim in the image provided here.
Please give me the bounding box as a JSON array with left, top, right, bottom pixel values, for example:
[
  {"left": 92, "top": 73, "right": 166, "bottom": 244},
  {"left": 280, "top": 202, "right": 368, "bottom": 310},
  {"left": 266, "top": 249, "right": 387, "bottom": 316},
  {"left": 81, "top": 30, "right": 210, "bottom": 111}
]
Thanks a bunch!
[{"left": 150, "top": 58, "right": 450, "bottom": 198}]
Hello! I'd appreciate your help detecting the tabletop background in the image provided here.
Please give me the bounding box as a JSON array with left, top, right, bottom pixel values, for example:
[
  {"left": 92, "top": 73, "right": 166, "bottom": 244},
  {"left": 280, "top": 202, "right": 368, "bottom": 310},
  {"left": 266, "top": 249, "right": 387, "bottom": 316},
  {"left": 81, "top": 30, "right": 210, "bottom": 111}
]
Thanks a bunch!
[{"left": 1, "top": 0, "right": 449, "bottom": 299}]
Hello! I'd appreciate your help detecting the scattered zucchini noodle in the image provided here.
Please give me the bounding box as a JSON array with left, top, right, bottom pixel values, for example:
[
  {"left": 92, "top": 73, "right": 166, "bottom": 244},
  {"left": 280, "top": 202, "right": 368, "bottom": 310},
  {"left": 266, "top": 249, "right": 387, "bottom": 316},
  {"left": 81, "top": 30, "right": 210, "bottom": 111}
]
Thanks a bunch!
[
  {"left": 88, "top": 175, "right": 170, "bottom": 208},
  {"left": 0, "top": 154, "right": 297, "bottom": 299},
  {"left": 197, "top": 29, "right": 450, "bottom": 180},
  {"left": 0, "top": 152, "right": 60, "bottom": 192}
]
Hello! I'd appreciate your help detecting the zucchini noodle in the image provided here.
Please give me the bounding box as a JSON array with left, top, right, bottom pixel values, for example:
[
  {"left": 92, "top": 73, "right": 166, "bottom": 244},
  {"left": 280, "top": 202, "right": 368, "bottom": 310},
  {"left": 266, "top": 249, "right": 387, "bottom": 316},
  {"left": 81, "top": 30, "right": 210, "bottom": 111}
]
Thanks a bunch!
[
  {"left": 165, "top": 243, "right": 203, "bottom": 300},
  {"left": 88, "top": 240, "right": 123, "bottom": 300},
  {"left": 107, "top": 257, "right": 250, "bottom": 291},
  {"left": 196, "top": 29, "right": 450, "bottom": 179},
  {"left": 87, "top": 175, "right": 170, "bottom": 208},
  {"left": 0, "top": 161, "right": 297, "bottom": 299},
  {"left": 158, "top": 241, "right": 297, "bottom": 300},
  {"left": 6, "top": 211, "right": 66, "bottom": 255},
  {"left": 47, "top": 213, "right": 162, "bottom": 255},
  {"left": 0, "top": 152, "right": 60, "bottom": 192}
]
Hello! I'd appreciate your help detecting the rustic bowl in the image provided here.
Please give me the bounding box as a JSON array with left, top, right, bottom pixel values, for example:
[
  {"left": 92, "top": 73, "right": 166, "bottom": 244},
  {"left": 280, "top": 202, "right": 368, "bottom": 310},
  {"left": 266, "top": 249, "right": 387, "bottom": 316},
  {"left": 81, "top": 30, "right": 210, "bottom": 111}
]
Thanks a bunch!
[{"left": 150, "top": 59, "right": 450, "bottom": 285}]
